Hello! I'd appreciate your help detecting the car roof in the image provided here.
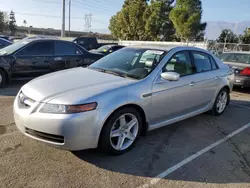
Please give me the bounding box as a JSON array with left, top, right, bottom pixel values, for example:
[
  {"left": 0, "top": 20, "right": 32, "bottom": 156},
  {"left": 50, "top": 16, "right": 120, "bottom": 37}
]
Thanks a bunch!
[
  {"left": 124, "top": 45, "right": 209, "bottom": 53},
  {"left": 22, "top": 38, "right": 73, "bottom": 43},
  {"left": 0, "top": 38, "right": 12, "bottom": 43}
]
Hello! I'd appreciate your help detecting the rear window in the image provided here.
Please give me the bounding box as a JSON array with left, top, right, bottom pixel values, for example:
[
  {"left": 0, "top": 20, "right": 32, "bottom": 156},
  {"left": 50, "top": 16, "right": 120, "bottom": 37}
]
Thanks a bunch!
[{"left": 219, "top": 53, "right": 250, "bottom": 64}]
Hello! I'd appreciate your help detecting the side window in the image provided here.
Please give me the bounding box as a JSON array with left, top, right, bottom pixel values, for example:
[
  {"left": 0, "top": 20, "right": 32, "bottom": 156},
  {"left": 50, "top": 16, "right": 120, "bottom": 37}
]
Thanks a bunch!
[
  {"left": 163, "top": 51, "right": 193, "bottom": 76},
  {"left": 192, "top": 51, "right": 212, "bottom": 73},
  {"left": 209, "top": 56, "right": 218, "bottom": 70},
  {"left": 17, "top": 41, "right": 53, "bottom": 56},
  {"left": 55, "top": 41, "right": 81, "bottom": 55}
]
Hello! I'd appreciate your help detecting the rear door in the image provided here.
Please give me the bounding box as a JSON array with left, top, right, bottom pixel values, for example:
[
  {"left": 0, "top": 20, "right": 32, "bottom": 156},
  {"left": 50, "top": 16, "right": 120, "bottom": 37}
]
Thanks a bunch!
[
  {"left": 189, "top": 51, "right": 221, "bottom": 107},
  {"left": 12, "top": 41, "right": 54, "bottom": 77},
  {"left": 52, "top": 41, "right": 85, "bottom": 71}
]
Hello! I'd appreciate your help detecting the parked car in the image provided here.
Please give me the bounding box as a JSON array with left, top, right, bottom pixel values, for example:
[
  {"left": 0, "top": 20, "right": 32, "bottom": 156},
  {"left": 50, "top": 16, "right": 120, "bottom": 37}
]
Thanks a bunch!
[
  {"left": 14, "top": 46, "right": 234, "bottom": 155},
  {"left": 0, "top": 35, "right": 10, "bottom": 41},
  {"left": 0, "top": 38, "right": 12, "bottom": 49},
  {"left": 219, "top": 52, "right": 250, "bottom": 87},
  {"left": 90, "top": 45, "right": 125, "bottom": 55},
  {"left": 0, "top": 39, "right": 104, "bottom": 87},
  {"left": 73, "top": 36, "right": 117, "bottom": 50}
]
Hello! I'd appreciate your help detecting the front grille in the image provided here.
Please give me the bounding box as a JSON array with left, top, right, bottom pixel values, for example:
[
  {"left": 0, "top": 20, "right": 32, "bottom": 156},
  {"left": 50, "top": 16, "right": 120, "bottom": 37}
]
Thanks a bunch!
[{"left": 25, "top": 127, "right": 64, "bottom": 144}]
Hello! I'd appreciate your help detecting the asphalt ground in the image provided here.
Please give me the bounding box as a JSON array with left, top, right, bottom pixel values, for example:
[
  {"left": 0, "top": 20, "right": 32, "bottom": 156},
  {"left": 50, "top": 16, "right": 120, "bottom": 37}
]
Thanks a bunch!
[{"left": 0, "top": 81, "right": 250, "bottom": 188}]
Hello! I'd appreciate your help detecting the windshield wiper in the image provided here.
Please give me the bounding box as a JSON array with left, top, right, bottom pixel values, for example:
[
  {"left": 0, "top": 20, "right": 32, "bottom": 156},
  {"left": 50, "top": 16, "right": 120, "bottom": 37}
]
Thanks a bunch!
[
  {"left": 124, "top": 74, "right": 141, "bottom": 80},
  {"left": 88, "top": 67, "right": 106, "bottom": 72}
]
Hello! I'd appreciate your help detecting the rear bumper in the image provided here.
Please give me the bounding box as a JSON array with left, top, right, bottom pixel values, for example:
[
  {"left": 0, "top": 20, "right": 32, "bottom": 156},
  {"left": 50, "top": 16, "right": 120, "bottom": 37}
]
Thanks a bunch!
[{"left": 234, "top": 75, "right": 250, "bottom": 87}]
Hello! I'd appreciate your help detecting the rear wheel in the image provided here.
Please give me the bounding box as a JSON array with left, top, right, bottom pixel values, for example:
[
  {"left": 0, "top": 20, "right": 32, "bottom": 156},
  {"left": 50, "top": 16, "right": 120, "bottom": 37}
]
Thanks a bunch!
[
  {"left": 211, "top": 88, "right": 229, "bottom": 116},
  {"left": 0, "top": 69, "right": 6, "bottom": 88},
  {"left": 99, "top": 107, "right": 142, "bottom": 155}
]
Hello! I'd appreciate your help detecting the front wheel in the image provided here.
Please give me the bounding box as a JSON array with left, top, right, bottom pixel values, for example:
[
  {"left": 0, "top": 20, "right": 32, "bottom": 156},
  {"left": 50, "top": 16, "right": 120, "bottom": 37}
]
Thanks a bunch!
[
  {"left": 211, "top": 88, "right": 229, "bottom": 116},
  {"left": 99, "top": 107, "right": 142, "bottom": 155}
]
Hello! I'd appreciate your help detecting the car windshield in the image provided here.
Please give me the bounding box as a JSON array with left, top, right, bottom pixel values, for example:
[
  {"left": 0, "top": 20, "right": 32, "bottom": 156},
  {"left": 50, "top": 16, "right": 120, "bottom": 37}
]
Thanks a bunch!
[
  {"left": 96, "top": 45, "right": 112, "bottom": 52},
  {"left": 89, "top": 48, "right": 166, "bottom": 80},
  {"left": 0, "top": 41, "right": 29, "bottom": 55},
  {"left": 219, "top": 53, "right": 250, "bottom": 64}
]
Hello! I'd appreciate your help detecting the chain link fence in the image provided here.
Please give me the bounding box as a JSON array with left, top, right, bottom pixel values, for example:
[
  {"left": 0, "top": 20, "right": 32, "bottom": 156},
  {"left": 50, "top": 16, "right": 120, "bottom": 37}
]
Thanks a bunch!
[{"left": 207, "top": 42, "right": 250, "bottom": 56}]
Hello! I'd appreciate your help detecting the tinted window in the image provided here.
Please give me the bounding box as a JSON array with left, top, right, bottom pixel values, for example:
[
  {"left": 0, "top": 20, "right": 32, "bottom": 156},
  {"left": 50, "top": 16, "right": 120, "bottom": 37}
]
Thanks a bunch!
[
  {"left": 17, "top": 41, "right": 53, "bottom": 56},
  {"left": 192, "top": 51, "right": 212, "bottom": 73},
  {"left": 164, "top": 51, "right": 193, "bottom": 76},
  {"left": 55, "top": 41, "right": 80, "bottom": 55}
]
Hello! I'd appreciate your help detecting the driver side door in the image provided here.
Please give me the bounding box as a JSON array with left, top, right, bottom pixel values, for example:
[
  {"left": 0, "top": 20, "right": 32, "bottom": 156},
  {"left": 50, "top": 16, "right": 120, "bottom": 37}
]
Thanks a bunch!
[{"left": 150, "top": 51, "right": 201, "bottom": 125}]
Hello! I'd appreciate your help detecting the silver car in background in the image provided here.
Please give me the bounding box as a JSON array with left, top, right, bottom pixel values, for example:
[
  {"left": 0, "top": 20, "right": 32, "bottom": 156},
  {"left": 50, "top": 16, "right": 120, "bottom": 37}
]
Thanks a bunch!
[
  {"left": 14, "top": 46, "right": 234, "bottom": 155},
  {"left": 219, "top": 51, "right": 250, "bottom": 88}
]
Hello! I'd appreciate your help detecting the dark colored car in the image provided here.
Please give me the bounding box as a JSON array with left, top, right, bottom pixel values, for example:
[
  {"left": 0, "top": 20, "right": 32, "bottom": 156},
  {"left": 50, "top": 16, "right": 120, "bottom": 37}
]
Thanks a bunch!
[
  {"left": 220, "top": 52, "right": 250, "bottom": 87},
  {"left": 0, "top": 38, "right": 12, "bottom": 49},
  {"left": 90, "top": 45, "right": 124, "bottom": 55},
  {"left": 0, "top": 35, "right": 10, "bottom": 41},
  {"left": 73, "top": 37, "right": 117, "bottom": 50},
  {"left": 0, "top": 39, "right": 104, "bottom": 87}
]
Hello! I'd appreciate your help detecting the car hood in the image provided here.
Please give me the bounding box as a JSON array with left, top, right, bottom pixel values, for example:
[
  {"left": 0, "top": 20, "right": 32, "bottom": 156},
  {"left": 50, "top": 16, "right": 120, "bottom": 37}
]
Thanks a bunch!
[{"left": 21, "top": 68, "right": 136, "bottom": 104}]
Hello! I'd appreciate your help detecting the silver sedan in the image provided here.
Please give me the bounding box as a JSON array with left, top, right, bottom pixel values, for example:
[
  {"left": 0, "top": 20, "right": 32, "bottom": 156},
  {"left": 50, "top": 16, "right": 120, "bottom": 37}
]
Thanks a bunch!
[{"left": 14, "top": 46, "right": 234, "bottom": 155}]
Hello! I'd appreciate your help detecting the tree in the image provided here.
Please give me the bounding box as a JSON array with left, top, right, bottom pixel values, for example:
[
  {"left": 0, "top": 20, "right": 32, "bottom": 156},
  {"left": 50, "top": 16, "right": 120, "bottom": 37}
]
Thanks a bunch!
[
  {"left": 9, "top": 10, "right": 17, "bottom": 35},
  {"left": 23, "top": 20, "right": 27, "bottom": 27},
  {"left": 169, "top": 0, "right": 206, "bottom": 41},
  {"left": 240, "top": 28, "right": 250, "bottom": 44},
  {"left": 144, "top": 0, "right": 175, "bottom": 41},
  {"left": 109, "top": 0, "right": 148, "bottom": 40},
  {"left": 0, "top": 12, "right": 4, "bottom": 32},
  {"left": 217, "top": 29, "right": 239, "bottom": 43}
]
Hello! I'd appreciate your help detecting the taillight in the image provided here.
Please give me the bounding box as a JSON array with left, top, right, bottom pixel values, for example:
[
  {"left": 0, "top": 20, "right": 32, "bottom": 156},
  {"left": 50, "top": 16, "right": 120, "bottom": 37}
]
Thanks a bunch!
[{"left": 240, "top": 67, "right": 250, "bottom": 76}]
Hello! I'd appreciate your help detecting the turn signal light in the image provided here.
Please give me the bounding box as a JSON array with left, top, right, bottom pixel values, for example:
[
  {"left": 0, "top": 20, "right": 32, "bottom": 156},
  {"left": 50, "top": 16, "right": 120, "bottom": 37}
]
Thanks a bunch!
[{"left": 240, "top": 67, "right": 250, "bottom": 76}]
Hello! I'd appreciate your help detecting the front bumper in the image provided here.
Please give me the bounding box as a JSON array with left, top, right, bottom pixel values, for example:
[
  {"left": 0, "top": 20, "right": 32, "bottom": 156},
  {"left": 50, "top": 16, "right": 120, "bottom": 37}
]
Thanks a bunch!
[
  {"left": 234, "top": 75, "right": 250, "bottom": 87},
  {"left": 13, "top": 95, "right": 102, "bottom": 151}
]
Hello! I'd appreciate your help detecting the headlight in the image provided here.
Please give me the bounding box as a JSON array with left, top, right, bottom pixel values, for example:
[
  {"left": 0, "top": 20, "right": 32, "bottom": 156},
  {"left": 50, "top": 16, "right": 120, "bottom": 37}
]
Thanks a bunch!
[{"left": 40, "top": 102, "right": 97, "bottom": 114}]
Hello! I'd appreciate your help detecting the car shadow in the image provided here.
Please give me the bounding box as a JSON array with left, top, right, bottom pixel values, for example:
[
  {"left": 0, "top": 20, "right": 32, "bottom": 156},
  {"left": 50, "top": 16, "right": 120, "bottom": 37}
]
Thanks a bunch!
[
  {"left": 72, "top": 99, "right": 250, "bottom": 184},
  {"left": 233, "top": 86, "right": 250, "bottom": 94}
]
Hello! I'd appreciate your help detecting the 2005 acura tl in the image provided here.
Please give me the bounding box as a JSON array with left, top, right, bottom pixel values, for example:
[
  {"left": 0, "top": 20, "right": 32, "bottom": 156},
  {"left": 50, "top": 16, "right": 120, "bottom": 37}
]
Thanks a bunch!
[{"left": 14, "top": 46, "right": 234, "bottom": 155}]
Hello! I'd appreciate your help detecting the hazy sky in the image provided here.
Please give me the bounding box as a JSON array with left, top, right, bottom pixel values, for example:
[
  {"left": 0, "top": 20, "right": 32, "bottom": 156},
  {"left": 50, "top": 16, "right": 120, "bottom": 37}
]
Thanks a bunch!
[{"left": 1, "top": 0, "right": 250, "bottom": 33}]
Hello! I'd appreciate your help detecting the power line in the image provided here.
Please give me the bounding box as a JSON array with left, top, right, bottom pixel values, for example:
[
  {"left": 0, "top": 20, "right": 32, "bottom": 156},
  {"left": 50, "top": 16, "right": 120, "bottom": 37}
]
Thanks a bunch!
[{"left": 13, "top": 11, "right": 107, "bottom": 26}]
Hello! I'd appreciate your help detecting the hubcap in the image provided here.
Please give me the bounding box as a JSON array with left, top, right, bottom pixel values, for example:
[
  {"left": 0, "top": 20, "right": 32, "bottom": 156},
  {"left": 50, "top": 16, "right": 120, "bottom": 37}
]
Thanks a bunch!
[
  {"left": 0, "top": 74, "right": 2, "bottom": 84},
  {"left": 110, "top": 113, "right": 139, "bottom": 151},
  {"left": 216, "top": 91, "right": 228, "bottom": 113}
]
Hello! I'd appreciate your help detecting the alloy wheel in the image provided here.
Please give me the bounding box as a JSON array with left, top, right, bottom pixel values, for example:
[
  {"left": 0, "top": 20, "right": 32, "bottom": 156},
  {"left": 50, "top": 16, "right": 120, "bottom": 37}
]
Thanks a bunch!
[
  {"left": 216, "top": 91, "right": 228, "bottom": 113},
  {"left": 0, "top": 74, "right": 2, "bottom": 84},
  {"left": 110, "top": 113, "right": 139, "bottom": 151}
]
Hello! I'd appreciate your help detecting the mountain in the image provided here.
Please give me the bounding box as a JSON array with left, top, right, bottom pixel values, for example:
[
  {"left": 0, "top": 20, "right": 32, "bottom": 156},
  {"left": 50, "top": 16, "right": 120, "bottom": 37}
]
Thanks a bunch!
[{"left": 205, "top": 21, "right": 250, "bottom": 40}]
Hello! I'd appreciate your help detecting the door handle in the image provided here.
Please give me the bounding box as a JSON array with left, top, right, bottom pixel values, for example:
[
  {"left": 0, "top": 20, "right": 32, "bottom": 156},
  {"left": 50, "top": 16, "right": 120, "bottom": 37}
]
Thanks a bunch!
[
  {"left": 214, "top": 76, "right": 219, "bottom": 80},
  {"left": 189, "top": 81, "right": 195, "bottom": 86},
  {"left": 54, "top": 57, "right": 62, "bottom": 61}
]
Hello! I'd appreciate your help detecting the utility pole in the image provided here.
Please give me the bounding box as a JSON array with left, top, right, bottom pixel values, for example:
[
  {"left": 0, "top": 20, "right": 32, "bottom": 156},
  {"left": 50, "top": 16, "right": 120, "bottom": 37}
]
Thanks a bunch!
[
  {"left": 61, "top": 0, "right": 65, "bottom": 37},
  {"left": 68, "top": 0, "right": 71, "bottom": 37}
]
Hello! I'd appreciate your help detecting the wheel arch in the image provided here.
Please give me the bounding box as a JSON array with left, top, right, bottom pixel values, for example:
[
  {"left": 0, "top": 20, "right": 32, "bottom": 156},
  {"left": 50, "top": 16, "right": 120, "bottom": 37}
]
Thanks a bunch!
[{"left": 97, "top": 103, "right": 148, "bottom": 147}]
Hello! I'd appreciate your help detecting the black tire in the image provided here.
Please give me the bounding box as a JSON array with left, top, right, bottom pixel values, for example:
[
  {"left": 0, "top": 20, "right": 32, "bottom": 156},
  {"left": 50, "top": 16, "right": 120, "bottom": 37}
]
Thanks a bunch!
[
  {"left": 0, "top": 69, "right": 6, "bottom": 88},
  {"left": 211, "top": 88, "right": 229, "bottom": 116},
  {"left": 99, "top": 107, "right": 142, "bottom": 155}
]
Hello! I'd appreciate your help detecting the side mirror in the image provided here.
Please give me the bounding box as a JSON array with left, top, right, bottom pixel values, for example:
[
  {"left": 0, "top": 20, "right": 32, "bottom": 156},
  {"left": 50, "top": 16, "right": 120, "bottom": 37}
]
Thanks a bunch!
[{"left": 161, "top": 72, "right": 180, "bottom": 81}]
